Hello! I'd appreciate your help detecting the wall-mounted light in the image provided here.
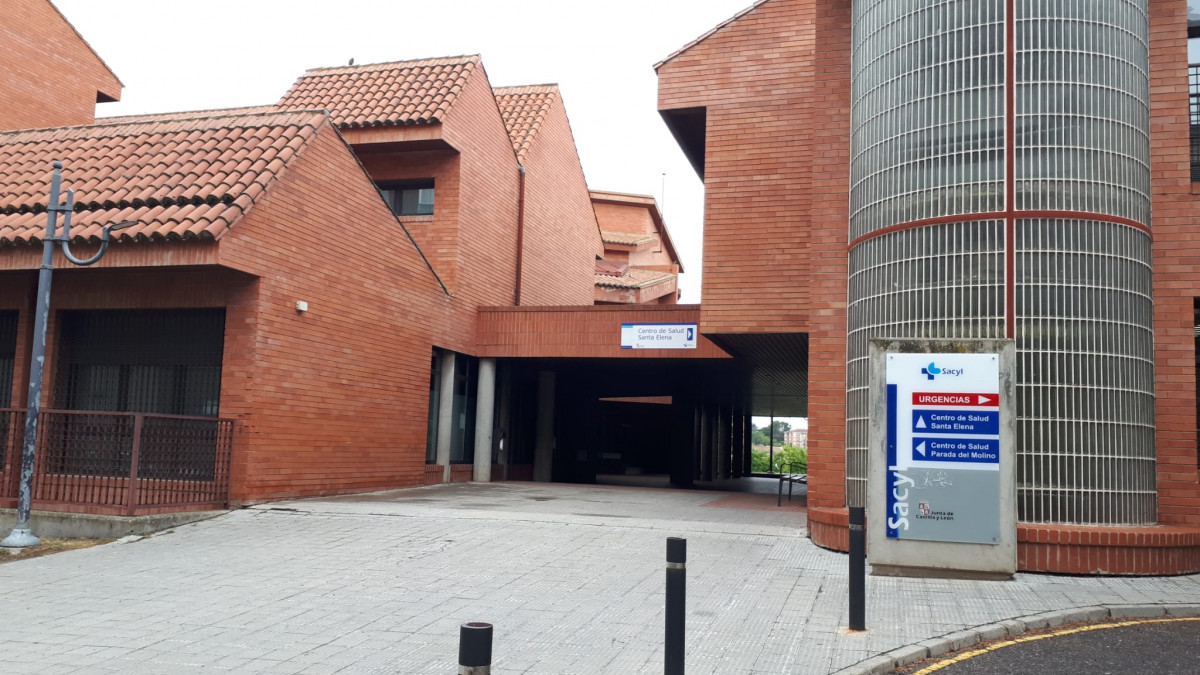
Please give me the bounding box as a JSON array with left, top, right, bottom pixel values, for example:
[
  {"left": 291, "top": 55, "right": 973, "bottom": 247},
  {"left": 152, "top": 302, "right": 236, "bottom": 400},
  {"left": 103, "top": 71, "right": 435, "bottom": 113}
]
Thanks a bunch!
[{"left": 295, "top": 301, "right": 309, "bottom": 313}]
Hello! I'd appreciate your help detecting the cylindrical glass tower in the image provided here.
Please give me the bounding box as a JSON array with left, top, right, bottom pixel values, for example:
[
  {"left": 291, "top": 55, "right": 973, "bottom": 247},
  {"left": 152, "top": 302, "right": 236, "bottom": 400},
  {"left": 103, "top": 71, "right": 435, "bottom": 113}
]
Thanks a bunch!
[{"left": 847, "top": 0, "right": 1155, "bottom": 525}]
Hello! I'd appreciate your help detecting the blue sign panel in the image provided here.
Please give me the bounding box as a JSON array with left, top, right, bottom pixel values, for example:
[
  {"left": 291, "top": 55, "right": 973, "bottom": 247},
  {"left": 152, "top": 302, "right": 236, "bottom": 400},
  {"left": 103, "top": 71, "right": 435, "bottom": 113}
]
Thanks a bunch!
[
  {"left": 911, "top": 410, "right": 999, "bottom": 435},
  {"left": 912, "top": 437, "right": 999, "bottom": 464}
]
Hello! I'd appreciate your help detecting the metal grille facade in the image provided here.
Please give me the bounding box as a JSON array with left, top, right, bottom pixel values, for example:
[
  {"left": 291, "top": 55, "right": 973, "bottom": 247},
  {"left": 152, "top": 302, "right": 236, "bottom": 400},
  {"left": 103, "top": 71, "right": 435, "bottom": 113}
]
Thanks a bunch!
[
  {"left": 846, "top": 221, "right": 1007, "bottom": 506},
  {"left": 850, "top": 0, "right": 1007, "bottom": 241},
  {"left": 847, "top": 0, "right": 1155, "bottom": 525}
]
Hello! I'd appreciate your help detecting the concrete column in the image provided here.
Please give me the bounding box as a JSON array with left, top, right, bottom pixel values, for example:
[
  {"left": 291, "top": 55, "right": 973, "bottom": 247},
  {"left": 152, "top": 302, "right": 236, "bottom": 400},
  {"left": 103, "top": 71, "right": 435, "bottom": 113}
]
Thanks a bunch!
[
  {"left": 436, "top": 351, "right": 456, "bottom": 482},
  {"left": 533, "top": 370, "right": 555, "bottom": 482},
  {"left": 495, "top": 364, "right": 511, "bottom": 480},
  {"left": 473, "top": 358, "right": 497, "bottom": 482},
  {"left": 731, "top": 406, "right": 744, "bottom": 479},
  {"left": 742, "top": 411, "right": 753, "bottom": 475},
  {"left": 717, "top": 400, "right": 730, "bottom": 480},
  {"left": 699, "top": 402, "right": 713, "bottom": 482}
]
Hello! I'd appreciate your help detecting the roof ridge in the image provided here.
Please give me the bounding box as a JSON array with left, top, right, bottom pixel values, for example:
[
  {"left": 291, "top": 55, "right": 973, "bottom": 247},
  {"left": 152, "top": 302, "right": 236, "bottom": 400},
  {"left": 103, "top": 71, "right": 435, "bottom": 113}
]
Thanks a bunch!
[
  {"left": 654, "top": 0, "right": 772, "bottom": 70},
  {"left": 0, "top": 108, "right": 330, "bottom": 138},
  {"left": 493, "top": 83, "right": 560, "bottom": 93},
  {"left": 97, "top": 104, "right": 279, "bottom": 125},
  {"left": 302, "top": 54, "right": 481, "bottom": 75}
]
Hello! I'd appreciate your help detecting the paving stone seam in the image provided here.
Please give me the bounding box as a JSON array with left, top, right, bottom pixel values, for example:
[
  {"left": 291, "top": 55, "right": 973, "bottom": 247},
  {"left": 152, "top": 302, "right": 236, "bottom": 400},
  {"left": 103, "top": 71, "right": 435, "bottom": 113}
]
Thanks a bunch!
[
  {"left": 828, "top": 603, "right": 1200, "bottom": 675},
  {"left": 247, "top": 505, "right": 810, "bottom": 539}
]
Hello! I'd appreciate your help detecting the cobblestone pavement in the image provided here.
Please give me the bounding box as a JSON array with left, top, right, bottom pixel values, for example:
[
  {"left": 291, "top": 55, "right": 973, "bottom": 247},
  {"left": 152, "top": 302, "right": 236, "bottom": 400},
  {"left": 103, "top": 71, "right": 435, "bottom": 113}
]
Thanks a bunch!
[{"left": 1, "top": 481, "right": 1199, "bottom": 674}]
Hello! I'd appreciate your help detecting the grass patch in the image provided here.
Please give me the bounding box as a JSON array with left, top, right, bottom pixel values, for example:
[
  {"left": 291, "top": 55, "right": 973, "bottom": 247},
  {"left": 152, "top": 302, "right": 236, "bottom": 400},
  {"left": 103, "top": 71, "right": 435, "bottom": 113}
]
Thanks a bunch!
[{"left": 0, "top": 537, "right": 111, "bottom": 564}]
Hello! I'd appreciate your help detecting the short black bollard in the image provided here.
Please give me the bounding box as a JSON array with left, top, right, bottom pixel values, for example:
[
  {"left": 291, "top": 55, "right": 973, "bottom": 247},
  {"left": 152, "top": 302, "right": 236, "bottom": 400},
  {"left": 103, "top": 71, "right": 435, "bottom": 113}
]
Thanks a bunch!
[
  {"left": 459, "top": 622, "right": 493, "bottom": 674},
  {"left": 848, "top": 506, "right": 866, "bottom": 631},
  {"left": 665, "top": 537, "right": 686, "bottom": 675}
]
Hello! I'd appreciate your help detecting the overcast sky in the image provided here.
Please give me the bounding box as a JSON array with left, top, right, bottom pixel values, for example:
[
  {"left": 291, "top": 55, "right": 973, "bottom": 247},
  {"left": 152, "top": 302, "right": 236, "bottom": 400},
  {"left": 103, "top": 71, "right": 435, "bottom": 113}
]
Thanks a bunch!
[{"left": 55, "top": 0, "right": 756, "bottom": 304}]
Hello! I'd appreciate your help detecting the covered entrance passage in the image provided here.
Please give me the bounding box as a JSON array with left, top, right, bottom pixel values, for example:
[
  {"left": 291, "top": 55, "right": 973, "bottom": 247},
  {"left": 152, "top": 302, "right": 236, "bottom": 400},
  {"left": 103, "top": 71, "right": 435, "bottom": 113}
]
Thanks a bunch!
[{"left": 474, "top": 305, "right": 809, "bottom": 495}]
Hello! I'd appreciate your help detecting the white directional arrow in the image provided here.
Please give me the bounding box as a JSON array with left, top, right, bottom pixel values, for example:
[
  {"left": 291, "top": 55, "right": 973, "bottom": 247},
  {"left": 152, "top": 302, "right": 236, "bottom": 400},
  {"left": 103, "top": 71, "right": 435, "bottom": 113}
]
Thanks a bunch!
[
  {"left": 915, "top": 441, "right": 926, "bottom": 457},
  {"left": 916, "top": 416, "right": 927, "bottom": 429},
  {"left": 978, "top": 395, "right": 995, "bottom": 405}
]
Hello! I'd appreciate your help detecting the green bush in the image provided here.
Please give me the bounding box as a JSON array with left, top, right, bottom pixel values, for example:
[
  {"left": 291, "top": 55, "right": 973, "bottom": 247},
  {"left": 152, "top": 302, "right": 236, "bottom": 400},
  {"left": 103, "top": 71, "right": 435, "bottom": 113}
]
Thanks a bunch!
[{"left": 750, "top": 445, "right": 807, "bottom": 474}]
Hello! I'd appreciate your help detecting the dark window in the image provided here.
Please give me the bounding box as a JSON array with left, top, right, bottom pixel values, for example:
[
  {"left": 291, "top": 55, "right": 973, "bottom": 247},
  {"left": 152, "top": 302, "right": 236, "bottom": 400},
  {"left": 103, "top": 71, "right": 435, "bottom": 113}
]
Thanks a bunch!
[
  {"left": 54, "top": 309, "right": 225, "bottom": 417},
  {"left": 380, "top": 180, "right": 435, "bottom": 216},
  {"left": 450, "top": 353, "right": 478, "bottom": 464},
  {"left": 0, "top": 311, "right": 16, "bottom": 408}
]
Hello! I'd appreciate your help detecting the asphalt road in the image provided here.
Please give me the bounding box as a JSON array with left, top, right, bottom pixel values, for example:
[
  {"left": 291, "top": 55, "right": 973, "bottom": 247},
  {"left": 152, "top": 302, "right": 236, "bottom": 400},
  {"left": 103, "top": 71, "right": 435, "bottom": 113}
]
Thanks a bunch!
[{"left": 896, "top": 618, "right": 1200, "bottom": 674}]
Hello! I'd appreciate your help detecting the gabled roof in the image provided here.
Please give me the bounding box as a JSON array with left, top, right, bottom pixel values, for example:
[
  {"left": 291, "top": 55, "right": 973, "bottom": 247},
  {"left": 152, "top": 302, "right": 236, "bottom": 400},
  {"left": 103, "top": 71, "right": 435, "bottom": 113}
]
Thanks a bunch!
[
  {"left": 654, "top": 0, "right": 772, "bottom": 70},
  {"left": 493, "top": 84, "right": 558, "bottom": 163},
  {"left": 589, "top": 190, "right": 684, "bottom": 273},
  {"left": 0, "top": 110, "right": 326, "bottom": 245},
  {"left": 277, "top": 56, "right": 481, "bottom": 129}
]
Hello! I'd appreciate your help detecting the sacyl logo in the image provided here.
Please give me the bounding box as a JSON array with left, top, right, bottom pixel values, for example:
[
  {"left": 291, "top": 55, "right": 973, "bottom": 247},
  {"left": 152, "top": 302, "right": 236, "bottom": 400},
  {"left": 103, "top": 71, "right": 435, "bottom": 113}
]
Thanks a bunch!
[{"left": 921, "top": 362, "right": 963, "bottom": 380}]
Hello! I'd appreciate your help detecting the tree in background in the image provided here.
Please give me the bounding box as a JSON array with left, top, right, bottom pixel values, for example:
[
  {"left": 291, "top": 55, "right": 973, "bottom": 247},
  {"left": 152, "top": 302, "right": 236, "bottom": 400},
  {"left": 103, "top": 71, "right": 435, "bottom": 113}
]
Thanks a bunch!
[
  {"left": 750, "top": 444, "right": 807, "bottom": 474},
  {"left": 769, "top": 420, "right": 791, "bottom": 445},
  {"left": 751, "top": 425, "right": 771, "bottom": 446}
]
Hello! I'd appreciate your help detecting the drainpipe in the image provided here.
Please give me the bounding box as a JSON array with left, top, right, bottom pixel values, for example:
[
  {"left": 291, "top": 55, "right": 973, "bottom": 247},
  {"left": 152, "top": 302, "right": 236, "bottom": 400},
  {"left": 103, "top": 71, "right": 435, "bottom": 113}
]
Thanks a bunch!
[{"left": 514, "top": 165, "right": 526, "bottom": 306}]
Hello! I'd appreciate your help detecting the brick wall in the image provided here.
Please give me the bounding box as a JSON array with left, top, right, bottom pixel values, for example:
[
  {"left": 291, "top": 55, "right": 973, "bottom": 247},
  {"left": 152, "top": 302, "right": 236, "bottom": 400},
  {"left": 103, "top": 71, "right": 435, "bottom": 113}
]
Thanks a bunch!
[
  {"left": 593, "top": 202, "right": 676, "bottom": 269},
  {"left": 656, "top": 0, "right": 850, "bottom": 520},
  {"left": 440, "top": 65, "right": 521, "bottom": 311},
  {"left": 1149, "top": 0, "right": 1200, "bottom": 525},
  {"left": 657, "top": 0, "right": 815, "bottom": 336},
  {"left": 0, "top": 0, "right": 121, "bottom": 131},
  {"left": 214, "top": 122, "right": 453, "bottom": 502},
  {"left": 516, "top": 93, "right": 603, "bottom": 306},
  {"left": 477, "top": 305, "right": 729, "bottom": 359},
  {"left": 356, "top": 148, "right": 462, "bottom": 296}
]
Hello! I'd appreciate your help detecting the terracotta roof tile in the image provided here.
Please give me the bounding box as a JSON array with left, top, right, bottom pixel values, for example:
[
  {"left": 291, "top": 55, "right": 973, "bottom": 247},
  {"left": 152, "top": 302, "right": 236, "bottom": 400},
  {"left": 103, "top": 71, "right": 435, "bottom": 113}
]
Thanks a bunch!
[
  {"left": 600, "top": 230, "right": 658, "bottom": 247},
  {"left": 595, "top": 260, "right": 630, "bottom": 276},
  {"left": 493, "top": 85, "right": 558, "bottom": 162},
  {"left": 594, "top": 268, "right": 677, "bottom": 290},
  {"left": 277, "top": 56, "right": 480, "bottom": 128},
  {"left": 0, "top": 110, "right": 326, "bottom": 245}
]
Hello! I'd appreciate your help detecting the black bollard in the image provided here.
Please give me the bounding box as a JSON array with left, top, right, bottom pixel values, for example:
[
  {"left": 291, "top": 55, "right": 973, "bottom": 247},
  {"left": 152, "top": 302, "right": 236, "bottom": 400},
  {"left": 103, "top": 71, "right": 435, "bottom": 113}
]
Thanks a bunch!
[
  {"left": 459, "top": 622, "right": 493, "bottom": 674},
  {"left": 665, "top": 537, "right": 686, "bottom": 675},
  {"left": 848, "top": 506, "right": 865, "bottom": 631}
]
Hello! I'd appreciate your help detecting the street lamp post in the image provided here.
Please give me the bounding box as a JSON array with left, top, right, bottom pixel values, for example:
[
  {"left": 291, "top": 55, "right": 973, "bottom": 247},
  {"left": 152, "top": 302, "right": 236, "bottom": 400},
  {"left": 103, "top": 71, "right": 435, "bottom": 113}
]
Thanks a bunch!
[{"left": 1, "top": 162, "right": 133, "bottom": 548}]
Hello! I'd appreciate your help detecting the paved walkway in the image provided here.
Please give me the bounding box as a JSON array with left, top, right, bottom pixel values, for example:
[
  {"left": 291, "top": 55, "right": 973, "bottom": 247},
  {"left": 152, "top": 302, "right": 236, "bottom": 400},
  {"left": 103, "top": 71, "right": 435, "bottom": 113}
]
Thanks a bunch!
[{"left": 0, "top": 482, "right": 1199, "bottom": 673}]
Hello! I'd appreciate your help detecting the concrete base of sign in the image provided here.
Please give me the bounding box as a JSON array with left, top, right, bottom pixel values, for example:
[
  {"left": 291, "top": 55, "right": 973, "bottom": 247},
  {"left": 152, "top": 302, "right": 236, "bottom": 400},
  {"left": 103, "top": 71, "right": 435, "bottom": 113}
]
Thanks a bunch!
[
  {"left": 871, "top": 564, "right": 1012, "bottom": 581},
  {"left": 866, "top": 338, "right": 1017, "bottom": 578}
]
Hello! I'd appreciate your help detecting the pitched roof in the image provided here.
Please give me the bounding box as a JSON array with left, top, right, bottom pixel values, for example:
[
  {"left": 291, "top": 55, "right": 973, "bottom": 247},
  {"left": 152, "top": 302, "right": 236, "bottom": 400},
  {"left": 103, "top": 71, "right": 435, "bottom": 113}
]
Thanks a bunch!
[
  {"left": 600, "top": 230, "right": 657, "bottom": 247},
  {"left": 276, "top": 56, "right": 480, "bottom": 128},
  {"left": 98, "top": 105, "right": 277, "bottom": 125},
  {"left": 594, "top": 268, "right": 677, "bottom": 290},
  {"left": 0, "top": 110, "right": 326, "bottom": 245},
  {"left": 493, "top": 85, "right": 558, "bottom": 162},
  {"left": 654, "top": 0, "right": 772, "bottom": 70}
]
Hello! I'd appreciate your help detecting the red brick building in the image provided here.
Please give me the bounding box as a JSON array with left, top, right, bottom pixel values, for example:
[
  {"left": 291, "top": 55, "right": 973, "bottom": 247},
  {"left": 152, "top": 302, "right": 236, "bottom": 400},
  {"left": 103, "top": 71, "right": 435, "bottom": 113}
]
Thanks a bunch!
[
  {"left": 0, "top": 1, "right": 722, "bottom": 519},
  {"left": 9, "top": 0, "right": 1200, "bottom": 577},
  {"left": 657, "top": 0, "right": 1200, "bottom": 574}
]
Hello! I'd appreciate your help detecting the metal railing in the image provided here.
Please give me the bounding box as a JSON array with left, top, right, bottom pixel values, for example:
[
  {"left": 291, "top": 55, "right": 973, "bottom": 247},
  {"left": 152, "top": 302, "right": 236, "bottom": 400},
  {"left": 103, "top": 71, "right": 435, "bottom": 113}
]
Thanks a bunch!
[
  {"left": 1191, "top": 64, "right": 1200, "bottom": 181},
  {"left": 0, "top": 409, "right": 233, "bottom": 515}
]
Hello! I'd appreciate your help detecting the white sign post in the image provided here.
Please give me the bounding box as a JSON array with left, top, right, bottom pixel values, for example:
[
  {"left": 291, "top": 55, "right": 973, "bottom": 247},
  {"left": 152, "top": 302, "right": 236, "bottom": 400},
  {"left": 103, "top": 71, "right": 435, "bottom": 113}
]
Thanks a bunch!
[
  {"left": 620, "top": 323, "right": 698, "bottom": 350},
  {"left": 867, "top": 339, "right": 1016, "bottom": 579}
]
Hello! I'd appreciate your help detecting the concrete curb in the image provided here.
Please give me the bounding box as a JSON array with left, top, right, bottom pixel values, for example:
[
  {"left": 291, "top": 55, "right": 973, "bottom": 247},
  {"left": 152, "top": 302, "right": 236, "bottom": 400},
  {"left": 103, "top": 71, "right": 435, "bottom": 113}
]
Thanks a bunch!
[{"left": 829, "top": 603, "right": 1200, "bottom": 675}]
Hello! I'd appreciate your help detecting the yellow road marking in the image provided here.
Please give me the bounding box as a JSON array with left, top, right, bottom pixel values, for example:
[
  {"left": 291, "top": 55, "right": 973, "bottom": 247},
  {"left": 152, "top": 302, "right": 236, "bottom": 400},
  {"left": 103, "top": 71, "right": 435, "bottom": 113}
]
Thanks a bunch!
[{"left": 909, "top": 616, "right": 1200, "bottom": 674}]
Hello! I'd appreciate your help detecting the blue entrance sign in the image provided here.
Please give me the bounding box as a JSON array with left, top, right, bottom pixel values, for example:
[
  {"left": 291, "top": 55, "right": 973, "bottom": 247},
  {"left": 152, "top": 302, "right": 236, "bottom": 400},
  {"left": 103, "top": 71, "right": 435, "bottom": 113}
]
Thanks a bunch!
[
  {"left": 913, "top": 437, "right": 999, "bottom": 464},
  {"left": 911, "top": 410, "right": 999, "bottom": 435}
]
